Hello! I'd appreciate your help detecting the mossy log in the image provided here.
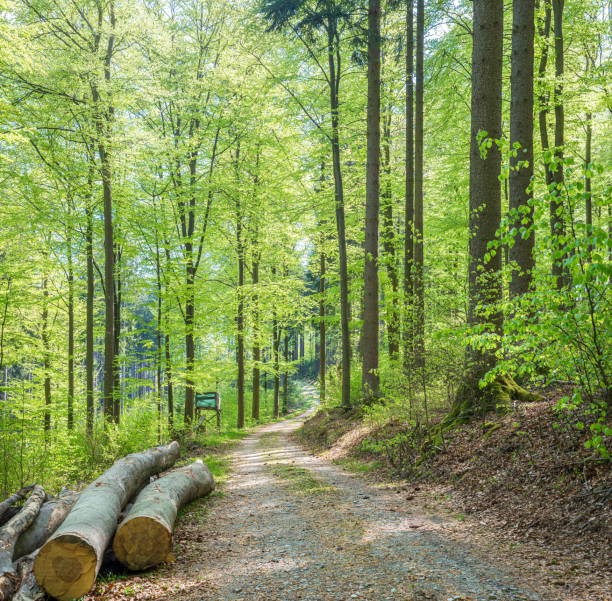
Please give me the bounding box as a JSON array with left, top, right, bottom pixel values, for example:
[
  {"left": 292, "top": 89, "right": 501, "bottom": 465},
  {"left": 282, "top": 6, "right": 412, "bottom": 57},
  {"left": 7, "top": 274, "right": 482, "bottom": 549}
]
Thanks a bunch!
[
  {"left": 13, "top": 492, "right": 78, "bottom": 561},
  {"left": 0, "top": 485, "right": 46, "bottom": 601},
  {"left": 113, "top": 459, "right": 214, "bottom": 571},
  {"left": 34, "top": 441, "right": 180, "bottom": 601},
  {"left": 0, "top": 486, "right": 35, "bottom": 526}
]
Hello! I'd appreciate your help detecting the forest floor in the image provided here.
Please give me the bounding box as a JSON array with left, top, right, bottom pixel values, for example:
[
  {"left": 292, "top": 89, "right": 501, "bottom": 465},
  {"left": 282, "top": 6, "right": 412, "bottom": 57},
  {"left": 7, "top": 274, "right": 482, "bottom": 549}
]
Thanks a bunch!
[{"left": 80, "top": 383, "right": 604, "bottom": 601}]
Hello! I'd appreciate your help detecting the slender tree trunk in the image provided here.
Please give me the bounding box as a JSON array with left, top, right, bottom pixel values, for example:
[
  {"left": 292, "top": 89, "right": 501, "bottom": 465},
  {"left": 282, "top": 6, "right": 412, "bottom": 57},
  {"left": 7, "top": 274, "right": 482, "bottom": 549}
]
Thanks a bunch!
[
  {"left": 382, "top": 105, "right": 399, "bottom": 361},
  {"left": 457, "top": 0, "right": 504, "bottom": 412},
  {"left": 185, "top": 253, "right": 195, "bottom": 424},
  {"left": 551, "top": 0, "right": 566, "bottom": 289},
  {"left": 283, "top": 330, "right": 289, "bottom": 414},
  {"left": 362, "top": 0, "right": 382, "bottom": 399},
  {"left": 66, "top": 217, "right": 74, "bottom": 430},
  {"left": 413, "top": 0, "right": 425, "bottom": 369},
  {"left": 327, "top": 18, "right": 351, "bottom": 409},
  {"left": 585, "top": 111, "right": 592, "bottom": 228},
  {"left": 273, "top": 314, "right": 280, "bottom": 418},
  {"left": 164, "top": 307, "right": 174, "bottom": 431},
  {"left": 251, "top": 245, "right": 260, "bottom": 422},
  {"left": 41, "top": 263, "right": 51, "bottom": 432},
  {"left": 537, "top": 0, "right": 553, "bottom": 189},
  {"left": 155, "top": 237, "right": 163, "bottom": 442},
  {"left": 113, "top": 248, "right": 121, "bottom": 423},
  {"left": 235, "top": 149, "right": 245, "bottom": 428},
  {"left": 319, "top": 246, "right": 326, "bottom": 403},
  {"left": 509, "top": 0, "right": 536, "bottom": 297},
  {"left": 85, "top": 183, "right": 94, "bottom": 437},
  {"left": 404, "top": 0, "right": 415, "bottom": 373}
]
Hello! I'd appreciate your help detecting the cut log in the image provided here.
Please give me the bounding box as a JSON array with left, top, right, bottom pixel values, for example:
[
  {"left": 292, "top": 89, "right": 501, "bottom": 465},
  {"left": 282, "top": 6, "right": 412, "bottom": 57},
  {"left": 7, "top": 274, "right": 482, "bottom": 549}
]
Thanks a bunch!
[
  {"left": 0, "top": 485, "right": 46, "bottom": 601},
  {"left": 14, "top": 492, "right": 78, "bottom": 561},
  {"left": 0, "top": 486, "right": 35, "bottom": 525},
  {"left": 113, "top": 459, "right": 214, "bottom": 570},
  {"left": 33, "top": 441, "right": 180, "bottom": 601},
  {"left": 13, "top": 552, "right": 44, "bottom": 601}
]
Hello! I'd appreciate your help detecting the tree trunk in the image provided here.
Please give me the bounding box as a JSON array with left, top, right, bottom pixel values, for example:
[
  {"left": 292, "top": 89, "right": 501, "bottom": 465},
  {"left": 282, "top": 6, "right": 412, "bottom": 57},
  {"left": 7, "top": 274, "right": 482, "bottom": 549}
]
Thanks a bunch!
[
  {"left": 381, "top": 104, "right": 399, "bottom": 361},
  {"left": 283, "top": 330, "right": 289, "bottom": 414},
  {"left": 251, "top": 242, "right": 260, "bottom": 422},
  {"left": 404, "top": 0, "right": 415, "bottom": 373},
  {"left": 551, "top": 0, "right": 566, "bottom": 289},
  {"left": 113, "top": 460, "right": 213, "bottom": 571},
  {"left": 509, "top": 0, "right": 536, "bottom": 298},
  {"left": 0, "top": 485, "right": 45, "bottom": 601},
  {"left": 327, "top": 18, "right": 351, "bottom": 410},
  {"left": 34, "top": 442, "right": 180, "bottom": 601},
  {"left": 67, "top": 220, "right": 74, "bottom": 430},
  {"left": 14, "top": 493, "right": 78, "bottom": 560},
  {"left": 113, "top": 247, "right": 122, "bottom": 423},
  {"left": 273, "top": 312, "right": 280, "bottom": 418},
  {"left": 185, "top": 254, "right": 195, "bottom": 424},
  {"left": 413, "top": 0, "right": 425, "bottom": 369},
  {"left": 155, "top": 237, "right": 163, "bottom": 442},
  {"left": 85, "top": 181, "right": 95, "bottom": 437},
  {"left": 362, "top": 0, "right": 382, "bottom": 399},
  {"left": 585, "top": 111, "right": 592, "bottom": 229},
  {"left": 319, "top": 247, "right": 326, "bottom": 403},
  {"left": 0, "top": 486, "right": 34, "bottom": 525},
  {"left": 537, "top": 0, "right": 553, "bottom": 189},
  {"left": 41, "top": 266, "right": 51, "bottom": 433},
  {"left": 164, "top": 247, "right": 174, "bottom": 431},
  {"left": 456, "top": 0, "right": 504, "bottom": 415}
]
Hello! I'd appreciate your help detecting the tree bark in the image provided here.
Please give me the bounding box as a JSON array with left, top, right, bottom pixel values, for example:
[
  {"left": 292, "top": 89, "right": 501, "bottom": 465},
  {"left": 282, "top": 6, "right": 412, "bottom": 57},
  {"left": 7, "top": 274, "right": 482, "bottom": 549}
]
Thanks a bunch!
[
  {"left": 509, "top": 0, "right": 536, "bottom": 298},
  {"left": 456, "top": 0, "right": 504, "bottom": 414},
  {"left": 85, "top": 173, "right": 95, "bottom": 438},
  {"left": 14, "top": 493, "right": 78, "bottom": 560},
  {"left": 13, "top": 551, "right": 43, "bottom": 601},
  {"left": 0, "top": 486, "right": 34, "bottom": 526},
  {"left": 551, "top": 0, "right": 566, "bottom": 289},
  {"left": 319, "top": 246, "right": 326, "bottom": 403},
  {"left": 113, "top": 245, "right": 122, "bottom": 423},
  {"left": 413, "top": 0, "right": 425, "bottom": 369},
  {"left": 327, "top": 17, "right": 351, "bottom": 410},
  {"left": 283, "top": 329, "right": 289, "bottom": 414},
  {"left": 41, "top": 265, "right": 51, "bottom": 433},
  {"left": 67, "top": 216, "right": 74, "bottom": 430},
  {"left": 362, "top": 0, "right": 382, "bottom": 399},
  {"left": 537, "top": 0, "right": 553, "bottom": 189},
  {"left": 585, "top": 111, "right": 592, "bottom": 229},
  {"left": 0, "top": 485, "right": 45, "bottom": 601},
  {"left": 251, "top": 238, "right": 260, "bottom": 422},
  {"left": 113, "top": 460, "right": 214, "bottom": 571},
  {"left": 34, "top": 442, "right": 180, "bottom": 601},
  {"left": 404, "top": 0, "right": 415, "bottom": 373}
]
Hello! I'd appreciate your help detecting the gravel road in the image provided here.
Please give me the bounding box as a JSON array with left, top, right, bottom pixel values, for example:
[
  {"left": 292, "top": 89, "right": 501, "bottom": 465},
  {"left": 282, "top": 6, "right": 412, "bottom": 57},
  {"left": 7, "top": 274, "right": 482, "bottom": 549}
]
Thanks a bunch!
[{"left": 154, "top": 383, "right": 548, "bottom": 601}]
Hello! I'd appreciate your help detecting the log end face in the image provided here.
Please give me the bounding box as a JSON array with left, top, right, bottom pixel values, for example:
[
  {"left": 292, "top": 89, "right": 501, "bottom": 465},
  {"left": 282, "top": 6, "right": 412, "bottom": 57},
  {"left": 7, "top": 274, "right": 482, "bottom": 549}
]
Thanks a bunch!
[
  {"left": 34, "top": 536, "right": 97, "bottom": 601},
  {"left": 113, "top": 517, "right": 171, "bottom": 571}
]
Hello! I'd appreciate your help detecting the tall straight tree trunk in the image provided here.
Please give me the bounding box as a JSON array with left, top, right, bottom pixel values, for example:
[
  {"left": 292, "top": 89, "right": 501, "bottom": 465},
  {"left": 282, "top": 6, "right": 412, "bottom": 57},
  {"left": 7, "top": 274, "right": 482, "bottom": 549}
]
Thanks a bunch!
[
  {"left": 155, "top": 237, "right": 163, "bottom": 442},
  {"left": 251, "top": 243, "right": 260, "bottom": 422},
  {"left": 551, "top": 0, "right": 566, "bottom": 289},
  {"left": 585, "top": 111, "right": 592, "bottom": 228},
  {"left": 85, "top": 179, "right": 94, "bottom": 437},
  {"left": 66, "top": 215, "right": 74, "bottom": 430},
  {"left": 283, "top": 330, "right": 289, "bottom": 414},
  {"left": 404, "top": 0, "right": 415, "bottom": 373},
  {"left": 273, "top": 319, "right": 280, "bottom": 418},
  {"left": 362, "top": 0, "right": 381, "bottom": 398},
  {"left": 113, "top": 247, "right": 121, "bottom": 423},
  {"left": 509, "top": 0, "right": 536, "bottom": 297},
  {"left": 164, "top": 276, "right": 174, "bottom": 432},
  {"left": 327, "top": 17, "right": 351, "bottom": 409},
  {"left": 319, "top": 245, "right": 326, "bottom": 403},
  {"left": 382, "top": 105, "right": 399, "bottom": 361},
  {"left": 41, "top": 263, "right": 51, "bottom": 432},
  {"left": 456, "top": 0, "right": 504, "bottom": 413},
  {"left": 235, "top": 151, "right": 245, "bottom": 429},
  {"left": 413, "top": 0, "right": 425, "bottom": 369},
  {"left": 537, "top": 0, "right": 553, "bottom": 189}
]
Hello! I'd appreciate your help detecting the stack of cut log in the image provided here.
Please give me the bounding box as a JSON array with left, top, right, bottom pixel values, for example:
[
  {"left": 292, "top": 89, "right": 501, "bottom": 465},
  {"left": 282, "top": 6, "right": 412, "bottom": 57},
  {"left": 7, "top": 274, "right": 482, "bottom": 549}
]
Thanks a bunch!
[{"left": 0, "top": 441, "right": 215, "bottom": 601}]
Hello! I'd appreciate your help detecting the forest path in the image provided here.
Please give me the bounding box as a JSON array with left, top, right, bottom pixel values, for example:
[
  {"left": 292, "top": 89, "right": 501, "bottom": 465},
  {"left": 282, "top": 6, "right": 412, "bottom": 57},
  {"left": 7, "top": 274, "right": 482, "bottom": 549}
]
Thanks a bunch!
[{"left": 133, "top": 405, "right": 548, "bottom": 601}]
